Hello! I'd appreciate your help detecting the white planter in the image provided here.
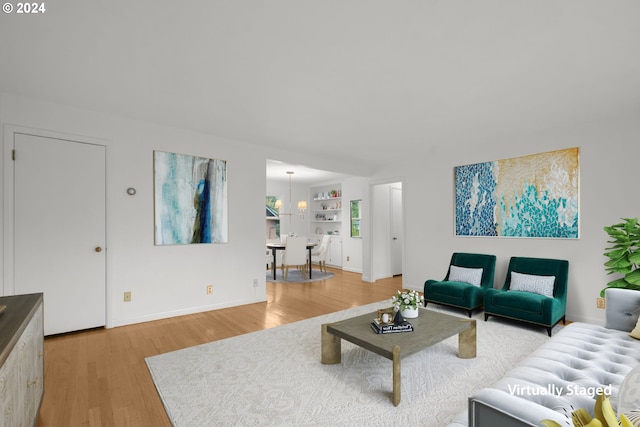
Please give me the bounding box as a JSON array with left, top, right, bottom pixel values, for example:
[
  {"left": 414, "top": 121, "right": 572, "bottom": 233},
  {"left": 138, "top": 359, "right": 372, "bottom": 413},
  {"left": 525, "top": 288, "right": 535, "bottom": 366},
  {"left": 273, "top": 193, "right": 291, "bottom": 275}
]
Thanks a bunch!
[{"left": 400, "top": 306, "right": 419, "bottom": 318}]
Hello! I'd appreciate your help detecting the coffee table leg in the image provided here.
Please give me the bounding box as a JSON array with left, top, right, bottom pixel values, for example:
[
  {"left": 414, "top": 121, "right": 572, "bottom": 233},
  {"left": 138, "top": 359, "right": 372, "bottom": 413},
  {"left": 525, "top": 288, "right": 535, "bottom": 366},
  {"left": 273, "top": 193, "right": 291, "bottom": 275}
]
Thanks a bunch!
[
  {"left": 321, "top": 324, "right": 341, "bottom": 364},
  {"left": 458, "top": 319, "right": 477, "bottom": 359},
  {"left": 392, "top": 345, "right": 401, "bottom": 406}
]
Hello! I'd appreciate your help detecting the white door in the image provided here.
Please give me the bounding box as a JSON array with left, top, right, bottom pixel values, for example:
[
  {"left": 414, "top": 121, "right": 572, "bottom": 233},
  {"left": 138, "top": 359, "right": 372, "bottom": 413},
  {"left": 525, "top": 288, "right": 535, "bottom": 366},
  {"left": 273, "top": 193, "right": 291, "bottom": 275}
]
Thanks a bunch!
[
  {"left": 14, "top": 133, "right": 106, "bottom": 335},
  {"left": 390, "top": 186, "right": 403, "bottom": 276}
]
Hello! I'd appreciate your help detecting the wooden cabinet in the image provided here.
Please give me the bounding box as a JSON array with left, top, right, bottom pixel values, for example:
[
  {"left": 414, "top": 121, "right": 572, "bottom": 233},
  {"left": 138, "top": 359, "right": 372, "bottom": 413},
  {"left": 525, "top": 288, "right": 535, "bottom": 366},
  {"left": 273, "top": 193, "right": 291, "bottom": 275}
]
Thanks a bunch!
[
  {"left": 308, "top": 235, "right": 343, "bottom": 268},
  {"left": 0, "top": 293, "right": 44, "bottom": 427},
  {"left": 327, "top": 236, "right": 342, "bottom": 267}
]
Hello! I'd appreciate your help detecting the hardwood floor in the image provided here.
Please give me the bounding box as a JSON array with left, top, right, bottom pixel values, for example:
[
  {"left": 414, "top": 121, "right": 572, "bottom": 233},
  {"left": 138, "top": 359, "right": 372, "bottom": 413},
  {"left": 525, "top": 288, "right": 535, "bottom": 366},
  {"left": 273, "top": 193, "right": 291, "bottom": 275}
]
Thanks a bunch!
[{"left": 37, "top": 268, "right": 403, "bottom": 427}]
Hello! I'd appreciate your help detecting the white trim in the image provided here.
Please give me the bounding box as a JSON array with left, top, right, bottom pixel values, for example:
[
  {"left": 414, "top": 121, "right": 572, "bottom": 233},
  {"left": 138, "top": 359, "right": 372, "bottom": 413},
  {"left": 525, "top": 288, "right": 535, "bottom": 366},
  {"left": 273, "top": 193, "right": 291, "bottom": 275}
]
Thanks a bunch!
[{"left": 108, "top": 297, "right": 267, "bottom": 328}]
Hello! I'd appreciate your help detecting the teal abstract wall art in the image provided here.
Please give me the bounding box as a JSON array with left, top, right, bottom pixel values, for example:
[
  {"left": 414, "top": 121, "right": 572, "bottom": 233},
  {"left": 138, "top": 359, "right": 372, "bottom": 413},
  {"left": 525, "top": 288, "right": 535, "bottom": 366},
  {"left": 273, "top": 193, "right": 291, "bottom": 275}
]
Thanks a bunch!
[
  {"left": 455, "top": 148, "right": 579, "bottom": 238},
  {"left": 154, "top": 151, "right": 228, "bottom": 245}
]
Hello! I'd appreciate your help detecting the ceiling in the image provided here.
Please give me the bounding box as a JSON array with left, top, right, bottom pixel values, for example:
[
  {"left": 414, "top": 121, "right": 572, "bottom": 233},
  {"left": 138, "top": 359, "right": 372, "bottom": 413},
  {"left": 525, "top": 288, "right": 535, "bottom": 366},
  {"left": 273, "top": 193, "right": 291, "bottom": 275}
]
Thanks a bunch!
[
  {"left": 266, "top": 159, "right": 350, "bottom": 184},
  {"left": 1, "top": 1, "right": 639, "bottom": 175}
]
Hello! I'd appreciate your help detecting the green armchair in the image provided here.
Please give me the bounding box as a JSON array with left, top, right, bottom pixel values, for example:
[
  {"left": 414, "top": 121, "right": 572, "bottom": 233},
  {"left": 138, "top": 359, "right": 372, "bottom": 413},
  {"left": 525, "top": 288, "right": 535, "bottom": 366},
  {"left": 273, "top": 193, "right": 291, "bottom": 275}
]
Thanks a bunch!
[
  {"left": 484, "top": 256, "right": 569, "bottom": 336},
  {"left": 423, "top": 253, "right": 497, "bottom": 317}
]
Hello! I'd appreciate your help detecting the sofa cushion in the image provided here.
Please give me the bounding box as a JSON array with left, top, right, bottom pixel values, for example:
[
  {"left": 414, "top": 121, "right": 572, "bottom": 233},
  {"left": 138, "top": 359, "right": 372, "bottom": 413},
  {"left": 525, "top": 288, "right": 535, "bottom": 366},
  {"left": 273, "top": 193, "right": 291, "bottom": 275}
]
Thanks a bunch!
[
  {"left": 509, "top": 271, "right": 555, "bottom": 297},
  {"left": 492, "top": 290, "right": 545, "bottom": 314},
  {"left": 605, "top": 288, "right": 640, "bottom": 332},
  {"left": 449, "top": 265, "right": 483, "bottom": 287}
]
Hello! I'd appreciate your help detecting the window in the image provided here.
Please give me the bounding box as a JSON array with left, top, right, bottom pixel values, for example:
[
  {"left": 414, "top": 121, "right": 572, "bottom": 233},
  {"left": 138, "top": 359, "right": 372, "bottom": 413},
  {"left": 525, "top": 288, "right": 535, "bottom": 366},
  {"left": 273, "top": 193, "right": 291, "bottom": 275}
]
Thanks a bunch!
[
  {"left": 266, "top": 196, "right": 280, "bottom": 241},
  {"left": 350, "top": 199, "right": 361, "bottom": 238}
]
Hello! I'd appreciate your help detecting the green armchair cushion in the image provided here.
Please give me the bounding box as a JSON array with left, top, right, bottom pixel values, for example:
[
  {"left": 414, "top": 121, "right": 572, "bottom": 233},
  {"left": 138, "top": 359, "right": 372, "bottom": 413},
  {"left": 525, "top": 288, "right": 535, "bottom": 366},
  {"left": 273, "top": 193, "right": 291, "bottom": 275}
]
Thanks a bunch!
[
  {"left": 490, "top": 290, "right": 546, "bottom": 314},
  {"left": 424, "top": 252, "right": 496, "bottom": 317},
  {"left": 428, "top": 281, "right": 476, "bottom": 300}
]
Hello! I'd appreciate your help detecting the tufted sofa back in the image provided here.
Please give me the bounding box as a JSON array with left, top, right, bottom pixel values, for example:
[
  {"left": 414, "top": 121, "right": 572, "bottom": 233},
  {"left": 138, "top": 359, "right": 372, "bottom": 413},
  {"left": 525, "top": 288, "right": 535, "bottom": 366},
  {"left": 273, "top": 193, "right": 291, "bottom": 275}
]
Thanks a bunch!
[{"left": 605, "top": 287, "right": 640, "bottom": 332}]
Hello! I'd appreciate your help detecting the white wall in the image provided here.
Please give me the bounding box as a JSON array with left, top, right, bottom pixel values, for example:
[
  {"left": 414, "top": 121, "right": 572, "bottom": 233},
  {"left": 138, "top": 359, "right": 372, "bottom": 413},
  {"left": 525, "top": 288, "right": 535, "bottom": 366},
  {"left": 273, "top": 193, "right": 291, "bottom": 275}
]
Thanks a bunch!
[
  {"left": 0, "top": 93, "right": 365, "bottom": 329},
  {"left": 3, "top": 92, "right": 638, "bottom": 328},
  {"left": 366, "top": 113, "right": 640, "bottom": 324},
  {"left": 0, "top": 93, "right": 270, "bottom": 327}
]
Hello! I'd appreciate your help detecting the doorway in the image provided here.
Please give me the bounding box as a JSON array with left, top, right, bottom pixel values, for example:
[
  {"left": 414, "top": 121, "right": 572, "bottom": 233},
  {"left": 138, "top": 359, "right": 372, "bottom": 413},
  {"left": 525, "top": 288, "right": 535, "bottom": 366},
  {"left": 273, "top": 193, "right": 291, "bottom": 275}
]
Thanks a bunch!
[
  {"left": 12, "top": 132, "right": 106, "bottom": 335},
  {"left": 370, "top": 180, "right": 404, "bottom": 281},
  {"left": 390, "top": 185, "right": 403, "bottom": 276}
]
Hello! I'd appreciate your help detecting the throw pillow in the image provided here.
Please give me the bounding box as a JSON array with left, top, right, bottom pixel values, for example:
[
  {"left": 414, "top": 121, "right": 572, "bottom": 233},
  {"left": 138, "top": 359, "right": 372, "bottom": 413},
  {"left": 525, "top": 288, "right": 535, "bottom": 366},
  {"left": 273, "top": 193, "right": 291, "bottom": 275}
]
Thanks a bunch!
[
  {"left": 619, "top": 364, "right": 640, "bottom": 414},
  {"left": 630, "top": 316, "right": 640, "bottom": 340},
  {"left": 448, "top": 265, "right": 483, "bottom": 287},
  {"left": 509, "top": 271, "right": 555, "bottom": 297}
]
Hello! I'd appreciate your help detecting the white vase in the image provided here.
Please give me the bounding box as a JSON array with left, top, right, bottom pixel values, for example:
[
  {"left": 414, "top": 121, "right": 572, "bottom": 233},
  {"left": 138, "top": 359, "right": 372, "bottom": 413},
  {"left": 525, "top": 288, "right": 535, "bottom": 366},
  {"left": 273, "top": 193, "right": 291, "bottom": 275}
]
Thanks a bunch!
[{"left": 400, "top": 306, "right": 419, "bottom": 318}]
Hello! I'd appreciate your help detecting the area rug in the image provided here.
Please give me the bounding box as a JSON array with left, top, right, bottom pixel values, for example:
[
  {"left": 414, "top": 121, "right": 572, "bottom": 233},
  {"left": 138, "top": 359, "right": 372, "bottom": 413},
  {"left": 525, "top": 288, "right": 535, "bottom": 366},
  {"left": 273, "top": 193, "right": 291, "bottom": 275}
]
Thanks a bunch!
[
  {"left": 266, "top": 269, "right": 335, "bottom": 283},
  {"left": 146, "top": 302, "right": 560, "bottom": 427}
]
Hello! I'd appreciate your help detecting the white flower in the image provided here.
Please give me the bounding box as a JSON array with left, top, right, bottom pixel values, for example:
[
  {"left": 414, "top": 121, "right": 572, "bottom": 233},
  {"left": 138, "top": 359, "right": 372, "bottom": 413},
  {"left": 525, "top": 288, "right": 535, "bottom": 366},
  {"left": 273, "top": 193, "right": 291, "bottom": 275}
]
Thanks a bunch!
[{"left": 391, "top": 289, "right": 423, "bottom": 310}]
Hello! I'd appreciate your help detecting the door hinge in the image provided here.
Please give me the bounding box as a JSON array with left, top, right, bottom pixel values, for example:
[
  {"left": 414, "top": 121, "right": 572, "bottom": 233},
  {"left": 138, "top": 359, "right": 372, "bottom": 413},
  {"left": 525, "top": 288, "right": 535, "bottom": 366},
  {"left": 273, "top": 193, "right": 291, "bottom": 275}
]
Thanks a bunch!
[{"left": 12, "top": 149, "right": 15, "bottom": 160}]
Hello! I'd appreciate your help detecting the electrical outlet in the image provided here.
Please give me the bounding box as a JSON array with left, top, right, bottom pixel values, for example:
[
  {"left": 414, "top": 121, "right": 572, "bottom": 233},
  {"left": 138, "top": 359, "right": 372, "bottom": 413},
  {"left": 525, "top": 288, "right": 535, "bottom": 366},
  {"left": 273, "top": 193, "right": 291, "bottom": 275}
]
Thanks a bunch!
[
  {"left": 596, "top": 297, "right": 605, "bottom": 309},
  {"left": 207, "top": 285, "right": 213, "bottom": 295},
  {"left": 346, "top": 256, "right": 350, "bottom": 262},
  {"left": 123, "top": 291, "right": 131, "bottom": 302}
]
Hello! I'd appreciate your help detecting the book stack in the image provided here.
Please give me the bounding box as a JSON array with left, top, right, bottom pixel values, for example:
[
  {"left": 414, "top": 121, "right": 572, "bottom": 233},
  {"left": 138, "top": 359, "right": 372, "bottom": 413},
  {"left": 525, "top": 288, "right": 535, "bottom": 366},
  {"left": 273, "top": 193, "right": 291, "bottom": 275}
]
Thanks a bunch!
[{"left": 370, "top": 318, "right": 414, "bottom": 334}]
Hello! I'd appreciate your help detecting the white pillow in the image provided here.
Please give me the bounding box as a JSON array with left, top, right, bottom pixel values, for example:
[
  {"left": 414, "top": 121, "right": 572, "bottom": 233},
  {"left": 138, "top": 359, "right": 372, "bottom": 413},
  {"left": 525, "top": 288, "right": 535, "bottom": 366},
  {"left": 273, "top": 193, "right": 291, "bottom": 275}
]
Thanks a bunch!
[
  {"left": 448, "top": 265, "right": 483, "bottom": 287},
  {"left": 509, "top": 271, "right": 555, "bottom": 297},
  {"left": 630, "top": 316, "right": 640, "bottom": 340}
]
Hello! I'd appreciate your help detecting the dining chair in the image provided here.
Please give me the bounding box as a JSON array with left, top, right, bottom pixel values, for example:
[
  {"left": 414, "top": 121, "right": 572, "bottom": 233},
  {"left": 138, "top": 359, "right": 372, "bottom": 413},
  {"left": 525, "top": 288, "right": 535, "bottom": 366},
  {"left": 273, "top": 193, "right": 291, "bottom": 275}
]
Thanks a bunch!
[
  {"left": 281, "top": 236, "right": 308, "bottom": 280},
  {"left": 266, "top": 247, "right": 273, "bottom": 271},
  {"left": 311, "top": 235, "right": 331, "bottom": 272}
]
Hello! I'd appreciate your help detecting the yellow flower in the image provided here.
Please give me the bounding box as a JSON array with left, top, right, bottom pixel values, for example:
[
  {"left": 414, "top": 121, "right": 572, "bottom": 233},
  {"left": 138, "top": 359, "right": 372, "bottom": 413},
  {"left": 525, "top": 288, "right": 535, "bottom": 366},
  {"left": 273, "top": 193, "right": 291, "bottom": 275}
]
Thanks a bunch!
[{"left": 541, "top": 391, "right": 633, "bottom": 427}]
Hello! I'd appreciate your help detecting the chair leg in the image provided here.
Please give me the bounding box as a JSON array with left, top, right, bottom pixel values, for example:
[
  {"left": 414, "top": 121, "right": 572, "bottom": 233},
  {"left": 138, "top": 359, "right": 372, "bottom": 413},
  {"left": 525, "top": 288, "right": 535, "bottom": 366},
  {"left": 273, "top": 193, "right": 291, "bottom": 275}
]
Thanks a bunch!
[
  {"left": 467, "top": 310, "right": 472, "bottom": 318},
  {"left": 547, "top": 327, "right": 552, "bottom": 337},
  {"left": 484, "top": 313, "right": 490, "bottom": 321}
]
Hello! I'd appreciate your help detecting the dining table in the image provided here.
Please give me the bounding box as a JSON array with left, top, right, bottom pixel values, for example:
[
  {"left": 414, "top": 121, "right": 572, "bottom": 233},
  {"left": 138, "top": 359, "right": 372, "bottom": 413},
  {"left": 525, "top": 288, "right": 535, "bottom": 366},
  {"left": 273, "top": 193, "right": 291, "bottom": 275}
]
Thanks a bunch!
[{"left": 266, "top": 241, "right": 317, "bottom": 280}]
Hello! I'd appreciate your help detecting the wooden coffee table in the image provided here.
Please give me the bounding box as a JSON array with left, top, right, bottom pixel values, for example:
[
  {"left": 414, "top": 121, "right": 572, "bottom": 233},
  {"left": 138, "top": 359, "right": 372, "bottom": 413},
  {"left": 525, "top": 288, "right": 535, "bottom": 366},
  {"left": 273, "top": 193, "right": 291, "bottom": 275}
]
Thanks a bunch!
[{"left": 321, "top": 308, "right": 476, "bottom": 406}]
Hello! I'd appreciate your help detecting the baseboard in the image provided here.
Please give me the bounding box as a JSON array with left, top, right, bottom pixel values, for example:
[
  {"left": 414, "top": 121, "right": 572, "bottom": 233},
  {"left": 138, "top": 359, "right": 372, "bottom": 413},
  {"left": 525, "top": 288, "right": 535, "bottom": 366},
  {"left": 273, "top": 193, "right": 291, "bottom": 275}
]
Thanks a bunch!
[{"left": 106, "top": 297, "right": 267, "bottom": 328}]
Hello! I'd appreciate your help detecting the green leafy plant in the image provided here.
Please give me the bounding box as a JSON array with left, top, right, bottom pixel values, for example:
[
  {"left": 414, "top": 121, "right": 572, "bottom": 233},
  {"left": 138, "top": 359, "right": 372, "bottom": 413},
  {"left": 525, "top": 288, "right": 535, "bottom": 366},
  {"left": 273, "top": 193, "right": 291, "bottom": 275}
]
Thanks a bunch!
[{"left": 600, "top": 217, "right": 640, "bottom": 297}]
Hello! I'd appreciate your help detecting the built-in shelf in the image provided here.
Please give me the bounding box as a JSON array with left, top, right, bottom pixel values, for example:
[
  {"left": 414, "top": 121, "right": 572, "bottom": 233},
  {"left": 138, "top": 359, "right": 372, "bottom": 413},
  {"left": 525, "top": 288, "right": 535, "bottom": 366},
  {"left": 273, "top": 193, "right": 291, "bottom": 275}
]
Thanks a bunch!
[{"left": 310, "top": 185, "right": 343, "bottom": 263}]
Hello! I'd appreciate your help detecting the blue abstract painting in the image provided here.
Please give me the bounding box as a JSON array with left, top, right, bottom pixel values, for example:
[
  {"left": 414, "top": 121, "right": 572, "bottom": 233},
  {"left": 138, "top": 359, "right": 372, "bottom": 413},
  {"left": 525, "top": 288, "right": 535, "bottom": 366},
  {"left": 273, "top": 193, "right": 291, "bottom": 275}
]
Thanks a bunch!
[
  {"left": 154, "top": 151, "right": 228, "bottom": 245},
  {"left": 455, "top": 148, "right": 579, "bottom": 238}
]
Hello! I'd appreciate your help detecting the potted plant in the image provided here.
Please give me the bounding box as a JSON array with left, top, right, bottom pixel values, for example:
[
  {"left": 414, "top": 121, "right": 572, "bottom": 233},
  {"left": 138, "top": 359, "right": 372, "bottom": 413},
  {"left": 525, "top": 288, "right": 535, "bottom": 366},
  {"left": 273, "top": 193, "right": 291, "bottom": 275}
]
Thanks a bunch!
[
  {"left": 391, "top": 289, "right": 424, "bottom": 318},
  {"left": 600, "top": 217, "right": 640, "bottom": 297}
]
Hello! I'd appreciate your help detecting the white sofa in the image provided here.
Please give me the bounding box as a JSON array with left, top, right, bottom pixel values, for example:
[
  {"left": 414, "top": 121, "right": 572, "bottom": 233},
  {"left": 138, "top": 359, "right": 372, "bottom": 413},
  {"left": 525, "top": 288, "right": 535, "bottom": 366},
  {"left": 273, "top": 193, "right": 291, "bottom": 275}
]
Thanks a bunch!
[{"left": 448, "top": 288, "right": 640, "bottom": 427}]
